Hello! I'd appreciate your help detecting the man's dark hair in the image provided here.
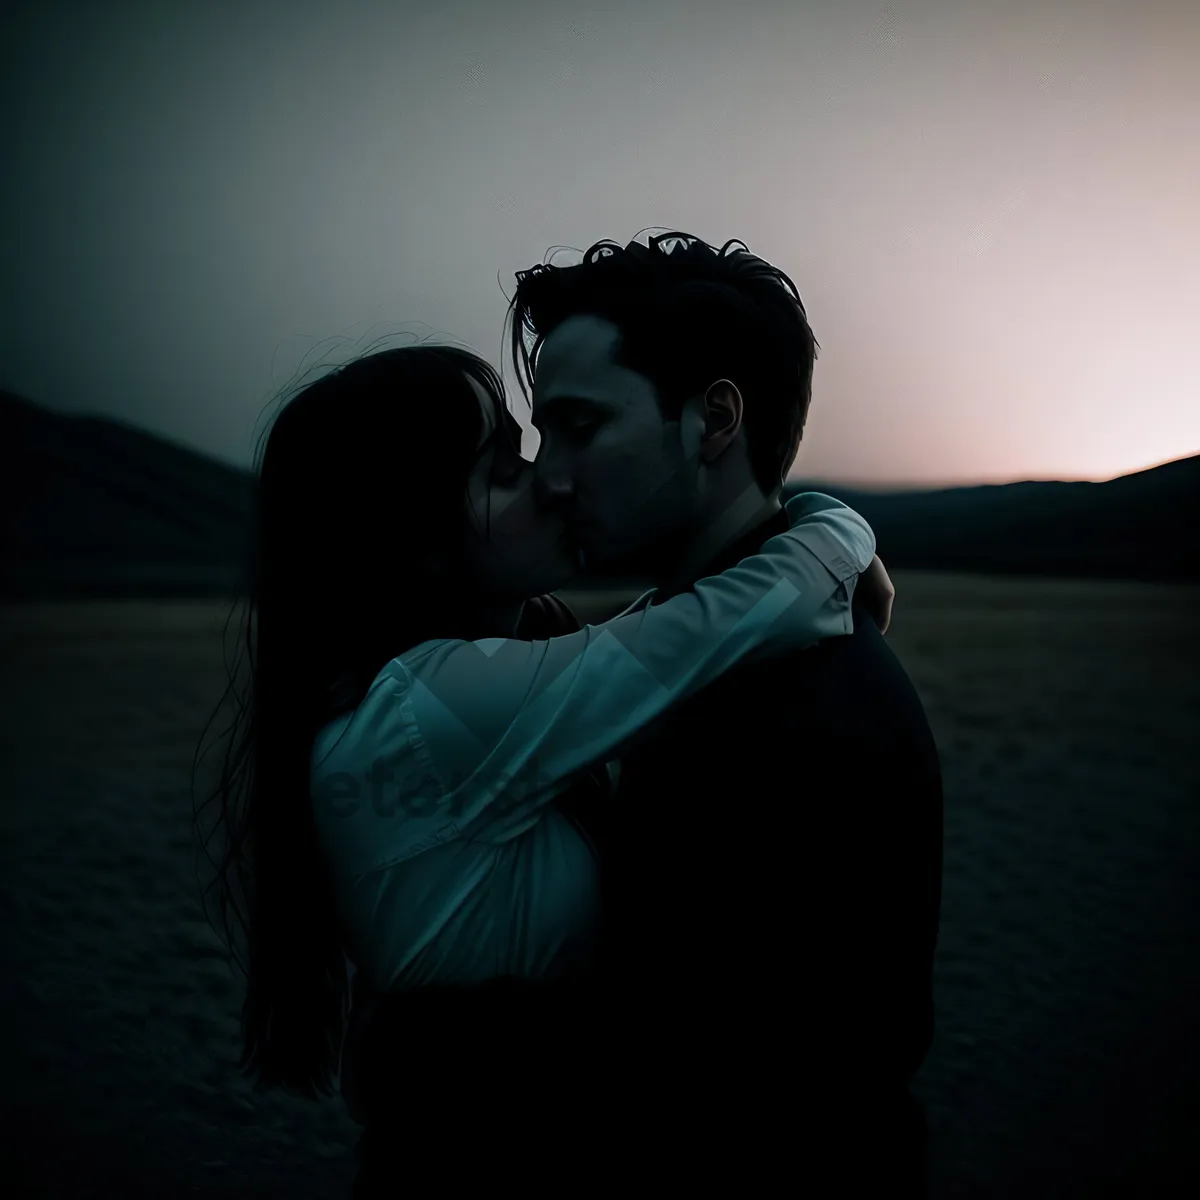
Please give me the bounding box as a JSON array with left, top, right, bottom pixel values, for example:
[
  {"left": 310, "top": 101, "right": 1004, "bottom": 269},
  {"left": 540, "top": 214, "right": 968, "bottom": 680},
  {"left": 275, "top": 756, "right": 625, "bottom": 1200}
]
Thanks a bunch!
[{"left": 506, "top": 229, "right": 819, "bottom": 494}]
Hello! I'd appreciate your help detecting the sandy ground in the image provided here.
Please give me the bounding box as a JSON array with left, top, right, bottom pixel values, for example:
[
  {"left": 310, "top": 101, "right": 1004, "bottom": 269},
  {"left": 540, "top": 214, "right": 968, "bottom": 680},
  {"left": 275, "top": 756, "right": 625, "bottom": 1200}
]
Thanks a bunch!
[{"left": 2, "top": 574, "right": 1198, "bottom": 1197}]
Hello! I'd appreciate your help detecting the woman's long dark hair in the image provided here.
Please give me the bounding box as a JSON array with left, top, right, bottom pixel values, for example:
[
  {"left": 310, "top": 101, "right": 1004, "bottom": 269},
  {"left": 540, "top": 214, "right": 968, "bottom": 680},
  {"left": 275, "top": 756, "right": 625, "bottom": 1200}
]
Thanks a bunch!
[{"left": 192, "top": 343, "right": 522, "bottom": 1097}]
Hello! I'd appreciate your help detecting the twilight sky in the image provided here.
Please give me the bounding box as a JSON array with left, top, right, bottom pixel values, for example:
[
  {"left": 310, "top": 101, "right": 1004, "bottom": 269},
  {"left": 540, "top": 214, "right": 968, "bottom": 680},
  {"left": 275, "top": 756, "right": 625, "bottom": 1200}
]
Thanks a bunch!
[{"left": 2, "top": 0, "right": 1197, "bottom": 487}]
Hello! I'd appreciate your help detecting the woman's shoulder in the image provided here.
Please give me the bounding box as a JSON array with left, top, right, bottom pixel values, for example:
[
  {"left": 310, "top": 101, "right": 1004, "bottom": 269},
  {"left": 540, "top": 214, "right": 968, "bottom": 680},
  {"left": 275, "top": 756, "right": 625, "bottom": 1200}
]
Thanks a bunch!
[
  {"left": 382, "top": 595, "right": 580, "bottom": 679},
  {"left": 315, "top": 595, "right": 585, "bottom": 783},
  {"left": 312, "top": 657, "right": 422, "bottom": 771}
]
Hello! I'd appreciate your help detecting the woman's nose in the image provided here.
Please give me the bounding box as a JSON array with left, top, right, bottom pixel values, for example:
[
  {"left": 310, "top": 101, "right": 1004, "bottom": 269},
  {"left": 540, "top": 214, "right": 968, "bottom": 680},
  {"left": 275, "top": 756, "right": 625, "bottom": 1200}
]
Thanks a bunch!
[{"left": 533, "top": 469, "right": 575, "bottom": 508}]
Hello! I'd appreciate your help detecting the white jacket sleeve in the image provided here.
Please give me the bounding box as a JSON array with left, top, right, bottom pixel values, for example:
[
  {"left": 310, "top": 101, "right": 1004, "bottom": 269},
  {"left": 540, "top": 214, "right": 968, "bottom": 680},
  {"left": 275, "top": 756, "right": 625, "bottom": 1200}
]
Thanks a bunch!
[{"left": 324, "top": 493, "right": 874, "bottom": 851}]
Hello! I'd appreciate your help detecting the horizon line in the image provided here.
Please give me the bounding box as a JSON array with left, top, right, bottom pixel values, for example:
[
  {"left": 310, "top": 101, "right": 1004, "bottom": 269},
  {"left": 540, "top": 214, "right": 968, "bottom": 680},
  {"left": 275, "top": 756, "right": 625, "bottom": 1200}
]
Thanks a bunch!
[
  {"left": 786, "top": 449, "right": 1200, "bottom": 493},
  {"left": 6, "top": 388, "right": 1196, "bottom": 492}
]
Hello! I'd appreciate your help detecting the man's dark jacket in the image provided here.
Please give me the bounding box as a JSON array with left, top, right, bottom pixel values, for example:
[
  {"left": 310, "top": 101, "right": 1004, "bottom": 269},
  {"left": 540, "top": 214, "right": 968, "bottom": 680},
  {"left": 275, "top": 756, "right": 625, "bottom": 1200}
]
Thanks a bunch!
[{"left": 603, "top": 506, "right": 943, "bottom": 1120}]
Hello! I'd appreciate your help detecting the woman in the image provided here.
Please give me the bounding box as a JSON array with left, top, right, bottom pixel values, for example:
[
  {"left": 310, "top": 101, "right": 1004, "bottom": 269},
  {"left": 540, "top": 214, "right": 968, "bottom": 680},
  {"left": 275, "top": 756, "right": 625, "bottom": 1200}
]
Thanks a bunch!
[{"left": 194, "top": 342, "right": 888, "bottom": 1181}]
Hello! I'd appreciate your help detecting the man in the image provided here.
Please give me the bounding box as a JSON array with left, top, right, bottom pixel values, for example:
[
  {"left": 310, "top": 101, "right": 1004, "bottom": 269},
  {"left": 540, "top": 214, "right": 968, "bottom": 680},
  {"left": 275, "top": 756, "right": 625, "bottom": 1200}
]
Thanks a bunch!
[{"left": 511, "top": 230, "right": 943, "bottom": 1190}]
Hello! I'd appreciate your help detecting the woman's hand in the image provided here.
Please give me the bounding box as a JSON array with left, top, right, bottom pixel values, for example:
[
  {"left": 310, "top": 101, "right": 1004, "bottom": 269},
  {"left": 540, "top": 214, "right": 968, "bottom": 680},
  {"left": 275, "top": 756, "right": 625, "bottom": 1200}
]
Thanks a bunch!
[{"left": 857, "top": 554, "right": 895, "bottom": 634}]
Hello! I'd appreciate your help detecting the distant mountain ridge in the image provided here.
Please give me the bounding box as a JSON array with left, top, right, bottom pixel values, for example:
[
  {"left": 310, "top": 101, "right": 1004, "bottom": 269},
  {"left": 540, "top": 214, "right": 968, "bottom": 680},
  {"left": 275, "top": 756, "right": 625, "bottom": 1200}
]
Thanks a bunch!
[
  {"left": 2, "top": 391, "right": 254, "bottom": 598},
  {"left": 2, "top": 390, "right": 1196, "bottom": 598},
  {"left": 779, "top": 452, "right": 1199, "bottom": 584}
]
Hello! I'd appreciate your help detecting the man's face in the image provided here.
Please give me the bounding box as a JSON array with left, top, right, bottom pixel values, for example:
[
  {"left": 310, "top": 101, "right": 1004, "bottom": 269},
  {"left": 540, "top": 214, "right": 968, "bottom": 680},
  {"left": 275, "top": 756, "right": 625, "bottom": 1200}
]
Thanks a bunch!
[{"left": 531, "top": 314, "right": 704, "bottom": 572}]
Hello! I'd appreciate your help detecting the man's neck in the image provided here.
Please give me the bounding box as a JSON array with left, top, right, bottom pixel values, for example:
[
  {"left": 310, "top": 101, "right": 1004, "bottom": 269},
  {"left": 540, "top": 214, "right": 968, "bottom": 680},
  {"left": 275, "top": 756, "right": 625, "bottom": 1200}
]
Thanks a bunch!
[{"left": 651, "top": 489, "right": 787, "bottom": 603}]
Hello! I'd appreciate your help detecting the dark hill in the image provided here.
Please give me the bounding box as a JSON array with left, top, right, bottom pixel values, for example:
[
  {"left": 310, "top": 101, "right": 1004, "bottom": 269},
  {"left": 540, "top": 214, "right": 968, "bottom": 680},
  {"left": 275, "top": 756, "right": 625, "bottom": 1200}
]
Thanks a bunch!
[
  {"left": 782, "top": 454, "right": 1199, "bottom": 583},
  {"left": 1, "top": 391, "right": 254, "bottom": 598}
]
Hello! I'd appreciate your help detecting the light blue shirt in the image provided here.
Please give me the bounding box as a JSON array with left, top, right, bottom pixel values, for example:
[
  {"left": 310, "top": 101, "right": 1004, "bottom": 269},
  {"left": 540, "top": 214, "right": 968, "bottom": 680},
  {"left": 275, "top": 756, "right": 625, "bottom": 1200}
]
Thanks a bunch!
[{"left": 311, "top": 492, "right": 875, "bottom": 990}]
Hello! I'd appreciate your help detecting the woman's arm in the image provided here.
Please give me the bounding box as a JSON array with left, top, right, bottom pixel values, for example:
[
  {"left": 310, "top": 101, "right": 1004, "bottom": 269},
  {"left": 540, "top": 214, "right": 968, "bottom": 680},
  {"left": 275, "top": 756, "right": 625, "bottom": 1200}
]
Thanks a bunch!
[{"left": 336, "top": 493, "right": 872, "bottom": 837}]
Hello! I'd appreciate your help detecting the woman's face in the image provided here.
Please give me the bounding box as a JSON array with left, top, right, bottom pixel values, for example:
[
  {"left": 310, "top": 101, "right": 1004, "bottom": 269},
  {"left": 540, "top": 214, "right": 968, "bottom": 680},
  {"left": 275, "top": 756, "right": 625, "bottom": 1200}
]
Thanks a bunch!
[{"left": 461, "top": 374, "right": 578, "bottom": 601}]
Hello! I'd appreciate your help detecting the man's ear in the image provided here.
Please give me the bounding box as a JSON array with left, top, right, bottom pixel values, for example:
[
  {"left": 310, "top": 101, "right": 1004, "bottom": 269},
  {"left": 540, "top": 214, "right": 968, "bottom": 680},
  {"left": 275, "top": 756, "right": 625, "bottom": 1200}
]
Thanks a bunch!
[{"left": 699, "top": 378, "right": 743, "bottom": 463}]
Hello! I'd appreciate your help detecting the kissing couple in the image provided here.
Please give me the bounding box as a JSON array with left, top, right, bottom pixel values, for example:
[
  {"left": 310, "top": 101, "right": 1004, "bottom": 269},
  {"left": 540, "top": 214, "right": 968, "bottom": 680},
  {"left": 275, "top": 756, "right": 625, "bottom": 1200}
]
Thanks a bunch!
[{"left": 199, "top": 229, "right": 942, "bottom": 1195}]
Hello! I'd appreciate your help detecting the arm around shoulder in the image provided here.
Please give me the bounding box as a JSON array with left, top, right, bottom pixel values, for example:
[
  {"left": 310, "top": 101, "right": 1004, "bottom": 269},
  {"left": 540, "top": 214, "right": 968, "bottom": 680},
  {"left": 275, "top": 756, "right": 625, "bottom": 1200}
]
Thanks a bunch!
[{"left": 400, "top": 496, "right": 877, "bottom": 814}]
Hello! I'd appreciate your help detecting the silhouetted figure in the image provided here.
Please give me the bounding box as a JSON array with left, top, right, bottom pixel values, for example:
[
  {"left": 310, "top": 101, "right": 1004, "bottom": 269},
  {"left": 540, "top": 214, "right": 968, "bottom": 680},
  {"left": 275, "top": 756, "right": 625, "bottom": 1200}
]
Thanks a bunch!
[
  {"left": 506, "top": 229, "right": 943, "bottom": 1189},
  {"left": 605, "top": 508, "right": 942, "bottom": 1191}
]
